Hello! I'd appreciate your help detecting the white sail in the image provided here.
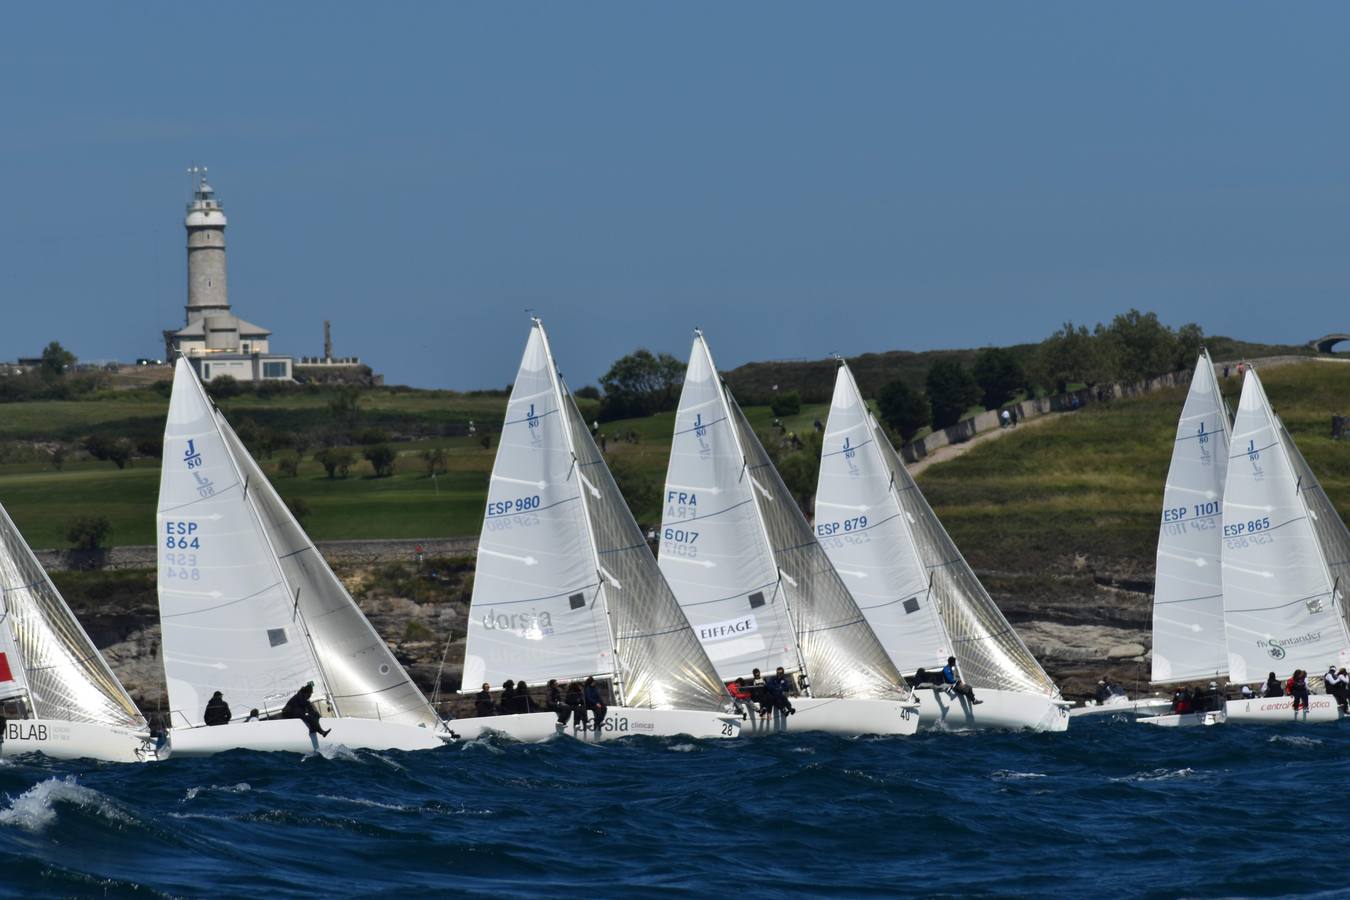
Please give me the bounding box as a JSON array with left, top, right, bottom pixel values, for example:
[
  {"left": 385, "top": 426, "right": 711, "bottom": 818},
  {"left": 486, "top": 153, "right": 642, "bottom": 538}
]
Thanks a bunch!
[
  {"left": 0, "top": 503, "right": 143, "bottom": 728},
  {"left": 1221, "top": 368, "right": 1350, "bottom": 683},
  {"left": 157, "top": 359, "right": 327, "bottom": 727},
  {"left": 466, "top": 321, "right": 729, "bottom": 712},
  {"left": 817, "top": 362, "right": 1058, "bottom": 696},
  {"left": 215, "top": 416, "right": 441, "bottom": 729},
  {"left": 661, "top": 333, "right": 908, "bottom": 700},
  {"left": 658, "top": 335, "right": 800, "bottom": 677},
  {"left": 1151, "top": 350, "right": 1232, "bottom": 684}
]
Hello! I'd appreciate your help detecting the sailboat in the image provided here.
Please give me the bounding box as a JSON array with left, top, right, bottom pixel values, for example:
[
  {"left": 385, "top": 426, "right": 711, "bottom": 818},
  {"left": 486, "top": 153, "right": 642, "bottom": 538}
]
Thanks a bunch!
[
  {"left": 1217, "top": 366, "right": 1345, "bottom": 723},
  {"left": 156, "top": 358, "right": 450, "bottom": 755},
  {"left": 1140, "top": 350, "right": 1234, "bottom": 727},
  {"left": 0, "top": 502, "right": 160, "bottom": 762},
  {"left": 452, "top": 320, "right": 741, "bottom": 741},
  {"left": 658, "top": 332, "right": 918, "bottom": 736},
  {"left": 815, "top": 360, "right": 1068, "bottom": 731}
]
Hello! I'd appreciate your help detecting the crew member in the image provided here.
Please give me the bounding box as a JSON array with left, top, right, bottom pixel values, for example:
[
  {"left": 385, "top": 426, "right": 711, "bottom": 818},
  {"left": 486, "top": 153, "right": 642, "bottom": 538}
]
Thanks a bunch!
[
  {"left": 943, "top": 656, "right": 982, "bottom": 705},
  {"left": 203, "top": 691, "right": 231, "bottom": 726},
  {"left": 281, "top": 682, "right": 330, "bottom": 737},
  {"left": 583, "top": 676, "right": 607, "bottom": 734},
  {"left": 546, "top": 679, "right": 569, "bottom": 726},
  {"left": 1263, "top": 673, "right": 1284, "bottom": 698},
  {"left": 765, "top": 667, "right": 797, "bottom": 716},
  {"left": 474, "top": 682, "right": 495, "bottom": 717}
]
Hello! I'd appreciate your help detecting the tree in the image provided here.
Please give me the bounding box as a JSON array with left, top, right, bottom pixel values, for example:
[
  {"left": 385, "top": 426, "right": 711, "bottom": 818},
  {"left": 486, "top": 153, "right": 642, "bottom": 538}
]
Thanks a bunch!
[
  {"left": 315, "top": 447, "right": 355, "bottom": 479},
  {"left": 925, "top": 359, "right": 982, "bottom": 429},
  {"left": 1174, "top": 322, "right": 1205, "bottom": 371},
  {"left": 421, "top": 447, "right": 449, "bottom": 477},
  {"left": 1033, "top": 321, "right": 1119, "bottom": 393},
  {"left": 598, "top": 349, "right": 686, "bottom": 420},
  {"left": 574, "top": 385, "right": 602, "bottom": 401},
  {"left": 277, "top": 453, "right": 301, "bottom": 477},
  {"left": 770, "top": 391, "right": 801, "bottom": 418},
  {"left": 972, "top": 348, "right": 1027, "bottom": 410},
  {"left": 1107, "top": 309, "right": 1178, "bottom": 381},
  {"left": 364, "top": 444, "right": 397, "bottom": 477},
  {"left": 876, "top": 380, "right": 930, "bottom": 442},
  {"left": 40, "top": 341, "right": 76, "bottom": 378},
  {"left": 65, "top": 515, "right": 111, "bottom": 551},
  {"left": 83, "top": 435, "right": 134, "bottom": 470},
  {"left": 207, "top": 374, "right": 243, "bottom": 398}
]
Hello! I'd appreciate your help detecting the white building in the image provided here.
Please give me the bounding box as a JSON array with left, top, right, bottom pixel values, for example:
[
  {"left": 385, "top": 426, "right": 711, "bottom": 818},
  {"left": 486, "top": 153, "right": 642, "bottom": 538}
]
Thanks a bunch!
[{"left": 163, "top": 173, "right": 293, "bottom": 381}]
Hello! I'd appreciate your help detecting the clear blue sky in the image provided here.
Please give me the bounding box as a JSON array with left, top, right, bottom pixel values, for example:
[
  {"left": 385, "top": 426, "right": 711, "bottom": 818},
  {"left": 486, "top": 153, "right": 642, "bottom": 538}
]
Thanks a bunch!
[{"left": 3, "top": 5, "right": 1347, "bottom": 389}]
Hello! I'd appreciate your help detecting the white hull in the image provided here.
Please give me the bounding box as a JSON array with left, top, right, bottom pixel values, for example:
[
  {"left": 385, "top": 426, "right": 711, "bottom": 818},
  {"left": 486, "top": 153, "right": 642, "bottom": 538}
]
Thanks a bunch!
[
  {"left": 1225, "top": 695, "right": 1340, "bottom": 724},
  {"left": 0, "top": 719, "right": 160, "bottom": 763},
  {"left": 169, "top": 718, "right": 448, "bottom": 757},
  {"left": 739, "top": 697, "right": 919, "bottom": 736},
  {"left": 912, "top": 687, "right": 1069, "bottom": 732},
  {"left": 1139, "top": 709, "right": 1227, "bottom": 727},
  {"left": 448, "top": 707, "right": 741, "bottom": 741},
  {"left": 1071, "top": 697, "right": 1173, "bottom": 719}
]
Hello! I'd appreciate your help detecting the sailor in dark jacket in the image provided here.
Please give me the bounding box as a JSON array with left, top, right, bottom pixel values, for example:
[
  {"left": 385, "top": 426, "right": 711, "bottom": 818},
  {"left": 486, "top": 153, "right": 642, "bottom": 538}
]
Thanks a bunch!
[
  {"left": 281, "top": 683, "right": 330, "bottom": 737},
  {"left": 203, "top": 691, "right": 232, "bottom": 726},
  {"left": 474, "top": 682, "right": 495, "bottom": 717},
  {"left": 583, "top": 676, "right": 607, "bottom": 733}
]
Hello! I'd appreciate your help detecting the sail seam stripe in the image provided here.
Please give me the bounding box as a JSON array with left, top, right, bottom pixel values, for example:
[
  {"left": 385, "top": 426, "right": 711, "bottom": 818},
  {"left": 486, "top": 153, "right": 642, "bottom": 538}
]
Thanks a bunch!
[
  {"left": 1160, "top": 512, "right": 1220, "bottom": 524},
  {"left": 659, "top": 497, "right": 756, "bottom": 525},
  {"left": 159, "top": 480, "right": 242, "bottom": 514},
  {"left": 1154, "top": 592, "right": 1224, "bottom": 605},
  {"left": 502, "top": 407, "right": 559, "bottom": 428},
  {"left": 619, "top": 623, "right": 694, "bottom": 640},
  {"left": 821, "top": 437, "right": 875, "bottom": 460},
  {"left": 485, "top": 495, "right": 578, "bottom": 519},
  {"left": 1227, "top": 439, "right": 1280, "bottom": 460},
  {"left": 0, "top": 580, "right": 41, "bottom": 594},
  {"left": 817, "top": 511, "right": 902, "bottom": 537},
  {"left": 1228, "top": 591, "right": 1332, "bottom": 613},
  {"left": 672, "top": 414, "right": 729, "bottom": 438},
  {"left": 475, "top": 581, "right": 602, "bottom": 608},
  {"left": 160, "top": 581, "right": 284, "bottom": 618},
  {"left": 596, "top": 542, "right": 648, "bottom": 556},
  {"left": 797, "top": 616, "right": 867, "bottom": 636},
  {"left": 681, "top": 579, "right": 781, "bottom": 608}
]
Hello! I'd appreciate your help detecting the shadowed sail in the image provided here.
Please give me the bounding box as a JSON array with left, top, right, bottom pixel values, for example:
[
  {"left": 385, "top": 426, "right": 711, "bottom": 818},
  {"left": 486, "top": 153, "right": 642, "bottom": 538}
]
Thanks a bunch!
[
  {"left": 464, "top": 320, "right": 728, "bottom": 711},
  {"left": 816, "top": 361, "right": 1057, "bottom": 697},
  {"left": 1221, "top": 368, "right": 1350, "bottom": 683},
  {"left": 0, "top": 503, "right": 143, "bottom": 728},
  {"left": 1151, "top": 350, "right": 1232, "bottom": 684}
]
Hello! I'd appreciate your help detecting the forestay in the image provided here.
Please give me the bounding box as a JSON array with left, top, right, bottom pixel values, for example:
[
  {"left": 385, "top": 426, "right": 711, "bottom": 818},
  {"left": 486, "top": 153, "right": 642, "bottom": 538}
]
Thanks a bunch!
[
  {"left": 157, "top": 359, "right": 327, "bottom": 727},
  {"left": 1221, "top": 369, "right": 1350, "bottom": 683},
  {"left": 0, "top": 503, "right": 143, "bottom": 728},
  {"left": 216, "top": 417, "right": 440, "bottom": 728},
  {"left": 1151, "top": 350, "right": 1232, "bottom": 684},
  {"left": 817, "top": 362, "right": 1057, "bottom": 696},
  {"left": 658, "top": 335, "right": 800, "bottom": 678}
]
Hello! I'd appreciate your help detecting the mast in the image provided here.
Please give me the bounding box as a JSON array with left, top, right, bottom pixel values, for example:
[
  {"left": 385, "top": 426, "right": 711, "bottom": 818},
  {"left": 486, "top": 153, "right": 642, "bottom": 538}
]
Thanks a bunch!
[
  {"left": 698, "top": 332, "right": 813, "bottom": 693},
  {"left": 534, "top": 318, "right": 626, "bottom": 705}
]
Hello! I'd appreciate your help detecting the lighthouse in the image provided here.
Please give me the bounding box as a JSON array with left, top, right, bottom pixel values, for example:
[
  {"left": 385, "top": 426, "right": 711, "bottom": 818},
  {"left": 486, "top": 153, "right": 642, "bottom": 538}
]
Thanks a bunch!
[
  {"left": 185, "top": 175, "right": 230, "bottom": 323},
  {"left": 163, "top": 169, "right": 293, "bottom": 381}
]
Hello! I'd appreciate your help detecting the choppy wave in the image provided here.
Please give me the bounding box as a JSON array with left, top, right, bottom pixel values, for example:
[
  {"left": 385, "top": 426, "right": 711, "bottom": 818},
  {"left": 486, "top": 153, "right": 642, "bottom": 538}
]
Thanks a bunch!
[{"left": 1, "top": 720, "right": 1348, "bottom": 897}]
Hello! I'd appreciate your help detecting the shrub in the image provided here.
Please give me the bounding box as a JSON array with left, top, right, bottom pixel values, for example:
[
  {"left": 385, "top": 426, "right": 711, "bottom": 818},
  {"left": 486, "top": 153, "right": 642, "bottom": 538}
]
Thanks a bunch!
[
  {"left": 286, "top": 497, "right": 312, "bottom": 523},
  {"left": 207, "top": 374, "right": 243, "bottom": 398},
  {"left": 770, "top": 391, "right": 802, "bottom": 418},
  {"left": 364, "top": 444, "right": 397, "bottom": 477},
  {"left": 926, "top": 359, "right": 983, "bottom": 430},
  {"left": 277, "top": 453, "right": 301, "bottom": 478},
  {"left": 877, "top": 380, "right": 930, "bottom": 442},
  {"left": 315, "top": 447, "right": 355, "bottom": 479},
  {"left": 65, "top": 515, "right": 112, "bottom": 551}
]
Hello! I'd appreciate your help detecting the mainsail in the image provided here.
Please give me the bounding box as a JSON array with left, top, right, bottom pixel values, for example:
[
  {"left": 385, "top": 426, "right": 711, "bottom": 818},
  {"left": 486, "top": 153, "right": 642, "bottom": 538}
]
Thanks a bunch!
[
  {"left": 1221, "top": 368, "right": 1350, "bottom": 682},
  {"left": 158, "top": 359, "right": 331, "bottom": 726},
  {"left": 1150, "top": 350, "right": 1232, "bottom": 684},
  {"left": 0, "top": 503, "right": 143, "bottom": 728},
  {"left": 660, "top": 333, "right": 907, "bottom": 701},
  {"left": 464, "top": 320, "right": 727, "bottom": 712},
  {"left": 216, "top": 417, "right": 440, "bottom": 729},
  {"left": 816, "top": 362, "right": 1057, "bottom": 696}
]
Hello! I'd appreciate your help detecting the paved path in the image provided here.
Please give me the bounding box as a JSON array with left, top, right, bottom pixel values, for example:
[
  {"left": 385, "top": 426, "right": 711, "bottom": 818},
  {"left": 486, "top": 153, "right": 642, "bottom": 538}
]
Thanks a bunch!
[{"left": 907, "top": 410, "right": 1067, "bottom": 477}]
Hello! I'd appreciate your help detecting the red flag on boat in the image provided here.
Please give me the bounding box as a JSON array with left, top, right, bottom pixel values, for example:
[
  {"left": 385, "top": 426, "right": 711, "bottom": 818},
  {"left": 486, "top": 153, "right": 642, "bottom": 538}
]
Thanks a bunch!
[{"left": 0, "top": 652, "right": 12, "bottom": 683}]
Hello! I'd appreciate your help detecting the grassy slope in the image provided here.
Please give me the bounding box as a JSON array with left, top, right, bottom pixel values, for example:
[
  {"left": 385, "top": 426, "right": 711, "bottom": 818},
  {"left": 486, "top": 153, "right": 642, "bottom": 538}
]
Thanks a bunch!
[{"left": 917, "top": 362, "right": 1350, "bottom": 580}]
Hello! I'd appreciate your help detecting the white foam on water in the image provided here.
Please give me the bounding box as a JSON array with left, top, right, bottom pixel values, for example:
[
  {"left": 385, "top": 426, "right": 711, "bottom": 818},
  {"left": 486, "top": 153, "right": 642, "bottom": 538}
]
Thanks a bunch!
[
  {"left": 0, "top": 776, "right": 132, "bottom": 834},
  {"left": 1268, "top": 734, "right": 1322, "bottom": 747},
  {"left": 306, "top": 743, "right": 364, "bottom": 762},
  {"left": 789, "top": 747, "right": 815, "bottom": 754},
  {"left": 458, "top": 737, "right": 506, "bottom": 755},
  {"left": 182, "top": 783, "right": 252, "bottom": 802},
  {"left": 991, "top": 770, "right": 1048, "bottom": 780},
  {"left": 1113, "top": 767, "right": 1197, "bottom": 783},
  {"left": 667, "top": 743, "right": 697, "bottom": 753},
  {"left": 317, "top": 793, "right": 411, "bottom": 812}
]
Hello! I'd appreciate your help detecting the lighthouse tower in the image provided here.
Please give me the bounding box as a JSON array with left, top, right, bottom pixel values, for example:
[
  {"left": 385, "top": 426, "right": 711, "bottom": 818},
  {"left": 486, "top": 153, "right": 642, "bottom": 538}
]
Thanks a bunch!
[
  {"left": 163, "top": 168, "right": 291, "bottom": 380},
  {"left": 185, "top": 174, "right": 229, "bottom": 323}
]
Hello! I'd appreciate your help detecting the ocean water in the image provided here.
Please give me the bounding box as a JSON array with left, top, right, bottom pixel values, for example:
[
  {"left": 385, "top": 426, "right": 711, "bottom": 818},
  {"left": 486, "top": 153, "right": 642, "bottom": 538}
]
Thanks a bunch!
[{"left": 0, "top": 717, "right": 1343, "bottom": 899}]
